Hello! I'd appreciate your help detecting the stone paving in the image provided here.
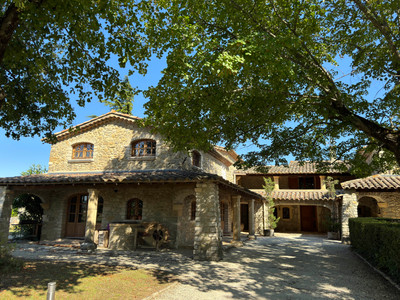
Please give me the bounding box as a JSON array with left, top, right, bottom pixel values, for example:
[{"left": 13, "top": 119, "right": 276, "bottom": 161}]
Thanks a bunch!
[{"left": 11, "top": 233, "right": 400, "bottom": 300}]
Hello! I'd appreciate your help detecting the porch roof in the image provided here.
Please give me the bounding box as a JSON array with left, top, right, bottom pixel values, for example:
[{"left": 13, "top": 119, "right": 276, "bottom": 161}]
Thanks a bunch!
[
  {"left": 341, "top": 174, "right": 400, "bottom": 190},
  {"left": 255, "top": 189, "right": 338, "bottom": 201},
  {"left": 0, "top": 169, "right": 263, "bottom": 199},
  {"left": 235, "top": 161, "right": 348, "bottom": 175}
]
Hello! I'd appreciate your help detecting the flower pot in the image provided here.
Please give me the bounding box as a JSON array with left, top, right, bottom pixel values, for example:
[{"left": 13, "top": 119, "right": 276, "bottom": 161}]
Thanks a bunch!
[
  {"left": 264, "top": 229, "right": 274, "bottom": 237},
  {"left": 327, "top": 231, "right": 340, "bottom": 240}
]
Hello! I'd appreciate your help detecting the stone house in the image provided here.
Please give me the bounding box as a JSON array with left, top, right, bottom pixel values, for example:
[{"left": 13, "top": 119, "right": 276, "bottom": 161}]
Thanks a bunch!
[
  {"left": 341, "top": 174, "right": 400, "bottom": 241},
  {"left": 0, "top": 111, "right": 264, "bottom": 261},
  {"left": 234, "top": 162, "right": 355, "bottom": 234}
]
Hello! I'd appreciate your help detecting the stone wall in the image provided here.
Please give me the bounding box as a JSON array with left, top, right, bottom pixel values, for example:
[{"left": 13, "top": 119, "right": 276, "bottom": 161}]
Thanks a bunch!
[
  {"left": 341, "top": 191, "right": 358, "bottom": 240},
  {"left": 275, "top": 205, "right": 301, "bottom": 232},
  {"left": 194, "top": 182, "right": 223, "bottom": 261},
  {"left": 48, "top": 119, "right": 235, "bottom": 184},
  {"left": 0, "top": 187, "right": 12, "bottom": 241},
  {"left": 255, "top": 200, "right": 264, "bottom": 234},
  {"left": 357, "top": 191, "right": 400, "bottom": 219}
]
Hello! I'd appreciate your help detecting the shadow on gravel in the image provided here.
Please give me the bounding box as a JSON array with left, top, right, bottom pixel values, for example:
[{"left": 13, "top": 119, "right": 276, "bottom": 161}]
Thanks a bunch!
[{"left": 162, "top": 235, "right": 400, "bottom": 299}]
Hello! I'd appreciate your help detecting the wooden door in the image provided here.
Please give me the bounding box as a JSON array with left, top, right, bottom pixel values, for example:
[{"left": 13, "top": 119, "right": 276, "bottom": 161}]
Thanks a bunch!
[
  {"left": 65, "top": 195, "right": 88, "bottom": 237},
  {"left": 300, "top": 206, "right": 317, "bottom": 232}
]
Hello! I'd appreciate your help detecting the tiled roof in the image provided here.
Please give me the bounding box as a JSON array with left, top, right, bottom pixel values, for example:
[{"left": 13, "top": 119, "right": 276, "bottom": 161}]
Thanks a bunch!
[
  {"left": 256, "top": 190, "right": 338, "bottom": 201},
  {"left": 0, "top": 169, "right": 263, "bottom": 199},
  {"left": 236, "top": 161, "right": 347, "bottom": 175},
  {"left": 341, "top": 174, "right": 400, "bottom": 190}
]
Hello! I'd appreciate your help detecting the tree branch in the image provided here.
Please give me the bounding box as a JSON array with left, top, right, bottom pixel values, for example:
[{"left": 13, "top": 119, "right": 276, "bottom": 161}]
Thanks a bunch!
[
  {"left": 352, "top": 0, "right": 400, "bottom": 66},
  {"left": 0, "top": 3, "right": 19, "bottom": 64}
]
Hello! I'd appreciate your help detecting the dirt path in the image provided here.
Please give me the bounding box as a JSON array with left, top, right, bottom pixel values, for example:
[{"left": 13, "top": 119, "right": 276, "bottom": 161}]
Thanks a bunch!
[{"left": 12, "top": 233, "right": 400, "bottom": 299}]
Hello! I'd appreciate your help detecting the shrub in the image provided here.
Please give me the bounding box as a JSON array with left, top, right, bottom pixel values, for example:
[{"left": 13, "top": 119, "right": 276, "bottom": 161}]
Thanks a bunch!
[
  {"left": 349, "top": 218, "right": 400, "bottom": 284},
  {"left": 0, "top": 239, "right": 24, "bottom": 272}
]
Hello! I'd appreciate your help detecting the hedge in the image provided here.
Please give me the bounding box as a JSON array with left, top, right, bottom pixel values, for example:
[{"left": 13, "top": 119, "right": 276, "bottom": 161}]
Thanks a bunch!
[{"left": 349, "top": 217, "right": 400, "bottom": 284}]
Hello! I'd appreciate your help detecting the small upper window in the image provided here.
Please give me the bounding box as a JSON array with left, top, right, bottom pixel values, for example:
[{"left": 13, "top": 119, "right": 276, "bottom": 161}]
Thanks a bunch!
[
  {"left": 72, "top": 143, "right": 94, "bottom": 159},
  {"left": 132, "top": 139, "right": 156, "bottom": 157},
  {"left": 192, "top": 150, "right": 201, "bottom": 167}
]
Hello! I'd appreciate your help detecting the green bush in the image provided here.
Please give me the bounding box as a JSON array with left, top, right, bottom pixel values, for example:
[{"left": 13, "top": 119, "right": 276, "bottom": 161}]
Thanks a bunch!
[
  {"left": 349, "top": 218, "right": 400, "bottom": 284},
  {"left": 0, "top": 239, "right": 24, "bottom": 272}
]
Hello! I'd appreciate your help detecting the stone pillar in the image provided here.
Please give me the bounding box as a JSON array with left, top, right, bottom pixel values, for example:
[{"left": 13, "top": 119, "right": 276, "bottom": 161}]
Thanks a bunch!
[
  {"left": 193, "top": 182, "right": 223, "bottom": 261},
  {"left": 231, "top": 195, "right": 242, "bottom": 245},
  {"left": 273, "top": 176, "right": 280, "bottom": 190},
  {"left": 248, "top": 199, "right": 256, "bottom": 239},
  {"left": 82, "top": 189, "right": 99, "bottom": 249},
  {"left": 341, "top": 190, "right": 358, "bottom": 243},
  {"left": 320, "top": 175, "right": 327, "bottom": 190},
  {"left": 0, "top": 187, "right": 13, "bottom": 242}
]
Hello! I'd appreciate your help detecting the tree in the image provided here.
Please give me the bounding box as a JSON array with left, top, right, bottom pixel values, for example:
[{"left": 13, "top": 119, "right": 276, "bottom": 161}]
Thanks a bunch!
[
  {"left": 103, "top": 76, "right": 135, "bottom": 115},
  {"left": 0, "top": 1, "right": 144, "bottom": 140},
  {"left": 262, "top": 178, "right": 279, "bottom": 230},
  {"left": 134, "top": 0, "right": 400, "bottom": 176}
]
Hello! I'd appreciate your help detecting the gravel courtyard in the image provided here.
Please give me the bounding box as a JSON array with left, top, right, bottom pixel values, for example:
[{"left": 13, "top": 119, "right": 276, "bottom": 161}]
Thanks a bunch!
[{"left": 12, "top": 233, "right": 400, "bottom": 299}]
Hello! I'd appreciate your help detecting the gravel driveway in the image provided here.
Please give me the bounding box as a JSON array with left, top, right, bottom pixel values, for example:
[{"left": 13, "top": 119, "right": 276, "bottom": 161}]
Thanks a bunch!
[{"left": 12, "top": 233, "right": 400, "bottom": 300}]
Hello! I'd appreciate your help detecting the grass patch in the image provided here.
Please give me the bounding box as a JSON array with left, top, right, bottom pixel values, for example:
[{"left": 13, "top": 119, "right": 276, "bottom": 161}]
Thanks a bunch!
[{"left": 0, "top": 261, "right": 175, "bottom": 299}]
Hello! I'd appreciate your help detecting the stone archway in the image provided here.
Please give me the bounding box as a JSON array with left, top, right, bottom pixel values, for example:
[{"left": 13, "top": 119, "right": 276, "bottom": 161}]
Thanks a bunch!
[
  {"left": 358, "top": 196, "right": 379, "bottom": 217},
  {"left": 10, "top": 192, "right": 44, "bottom": 240}
]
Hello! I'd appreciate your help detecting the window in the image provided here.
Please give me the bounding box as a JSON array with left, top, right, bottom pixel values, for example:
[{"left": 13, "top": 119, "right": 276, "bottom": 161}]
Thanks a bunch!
[
  {"left": 299, "top": 177, "right": 315, "bottom": 189},
  {"left": 192, "top": 150, "right": 201, "bottom": 167},
  {"left": 131, "top": 140, "right": 156, "bottom": 157},
  {"left": 282, "top": 207, "right": 290, "bottom": 219},
  {"left": 190, "top": 200, "right": 196, "bottom": 221},
  {"left": 127, "top": 198, "right": 143, "bottom": 220},
  {"left": 72, "top": 143, "right": 94, "bottom": 159}
]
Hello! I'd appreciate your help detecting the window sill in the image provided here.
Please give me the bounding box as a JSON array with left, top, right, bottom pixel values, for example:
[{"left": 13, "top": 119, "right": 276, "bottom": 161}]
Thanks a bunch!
[
  {"left": 128, "top": 156, "right": 156, "bottom": 161},
  {"left": 68, "top": 159, "right": 94, "bottom": 163}
]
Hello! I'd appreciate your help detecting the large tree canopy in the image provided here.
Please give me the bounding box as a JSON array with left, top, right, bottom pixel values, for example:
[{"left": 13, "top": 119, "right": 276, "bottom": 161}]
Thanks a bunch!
[
  {"left": 0, "top": 0, "right": 147, "bottom": 140},
  {"left": 134, "top": 0, "right": 400, "bottom": 176}
]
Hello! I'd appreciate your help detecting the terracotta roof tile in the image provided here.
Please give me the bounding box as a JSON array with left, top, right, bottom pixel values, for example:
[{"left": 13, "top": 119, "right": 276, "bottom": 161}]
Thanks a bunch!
[
  {"left": 0, "top": 169, "right": 263, "bottom": 199},
  {"left": 257, "top": 190, "right": 338, "bottom": 201},
  {"left": 236, "top": 161, "right": 347, "bottom": 175},
  {"left": 341, "top": 174, "right": 400, "bottom": 190}
]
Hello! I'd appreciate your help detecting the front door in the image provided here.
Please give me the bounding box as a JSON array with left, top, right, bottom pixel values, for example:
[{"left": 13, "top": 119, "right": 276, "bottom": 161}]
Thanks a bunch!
[
  {"left": 301, "top": 206, "right": 317, "bottom": 232},
  {"left": 65, "top": 194, "right": 88, "bottom": 237}
]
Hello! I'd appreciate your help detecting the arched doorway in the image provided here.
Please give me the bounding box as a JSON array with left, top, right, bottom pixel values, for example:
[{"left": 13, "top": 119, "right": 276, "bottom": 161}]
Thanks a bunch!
[
  {"left": 358, "top": 197, "right": 379, "bottom": 217},
  {"left": 11, "top": 193, "right": 43, "bottom": 240}
]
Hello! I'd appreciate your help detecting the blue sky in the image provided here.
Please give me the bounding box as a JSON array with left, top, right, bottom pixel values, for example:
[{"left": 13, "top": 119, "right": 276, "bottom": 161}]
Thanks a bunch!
[{"left": 0, "top": 52, "right": 386, "bottom": 178}]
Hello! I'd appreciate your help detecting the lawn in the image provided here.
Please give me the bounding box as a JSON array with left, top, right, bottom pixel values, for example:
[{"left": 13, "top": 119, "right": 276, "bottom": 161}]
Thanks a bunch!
[{"left": 0, "top": 261, "right": 175, "bottom": 299}]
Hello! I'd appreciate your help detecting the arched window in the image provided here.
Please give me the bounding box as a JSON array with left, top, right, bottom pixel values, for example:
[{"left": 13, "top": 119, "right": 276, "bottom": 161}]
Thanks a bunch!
[
  {"left": 192, "top": 150, "right": 201, "bottom": 167},
  {"left": 127, "top": 198, "right": 143, "bottom": 220},
  {"left": 72, "top": 143, "right": 94, "bottom": 159},
  {"left": 190, "top": 200, "right": 196, "bottom": 221},
  {"left": 131, "top": 139, "right": 156, "bottom": 157}
]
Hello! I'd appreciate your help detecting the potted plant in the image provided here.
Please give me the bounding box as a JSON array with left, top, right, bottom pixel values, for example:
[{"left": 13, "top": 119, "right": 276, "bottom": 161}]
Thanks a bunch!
[{"left": 263, "top": 178, "right": 280, "bottom": 236}]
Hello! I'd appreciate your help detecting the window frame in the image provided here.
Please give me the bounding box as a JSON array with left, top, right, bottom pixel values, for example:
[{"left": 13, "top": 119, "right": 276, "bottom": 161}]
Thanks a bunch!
[
  {"left": 131, "top": 139, "right": 156, "bottom": 157},
  {"left": 71, "top": 143, "right": 94, "bottom": 159},
  {"left": 126, "top": 198, "right": 143, "bottom": 220},
  {"left": 191, "top": 150, "right": 201, "bottom": 167}
]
